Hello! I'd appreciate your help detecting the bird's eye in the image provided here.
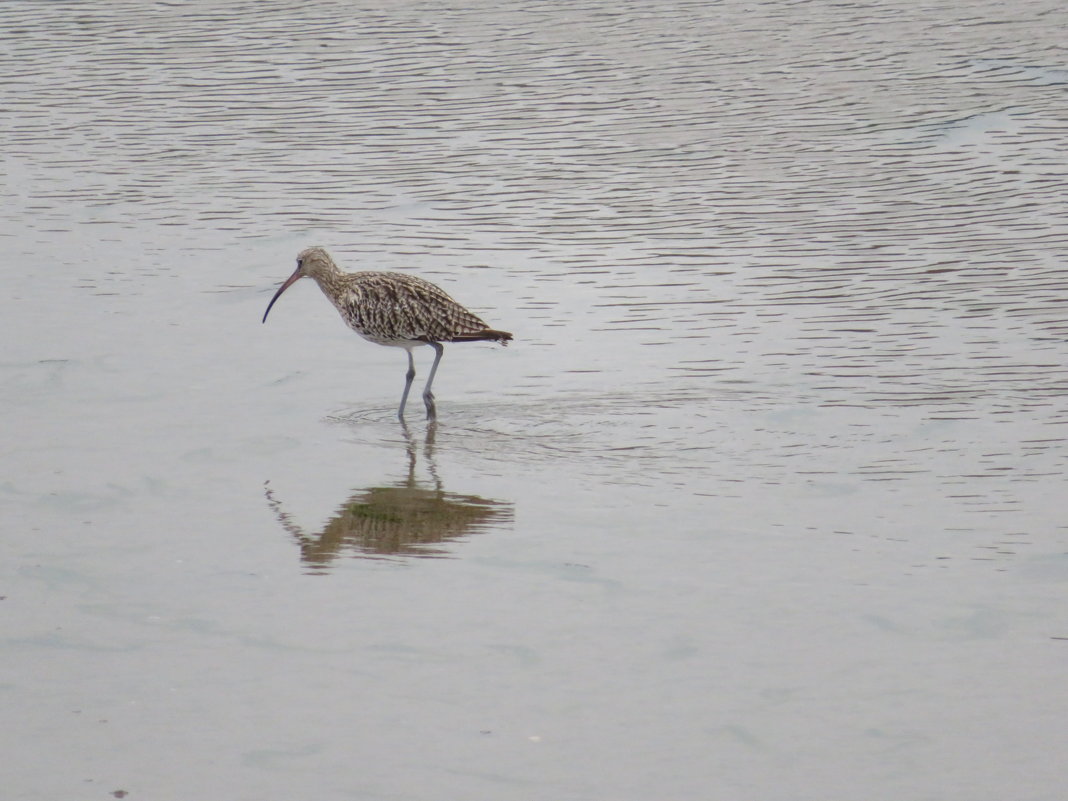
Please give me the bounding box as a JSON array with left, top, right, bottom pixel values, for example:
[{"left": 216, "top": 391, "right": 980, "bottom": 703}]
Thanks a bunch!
[{"left": 297, "top": 259, "right": 304, "bottom": 268}]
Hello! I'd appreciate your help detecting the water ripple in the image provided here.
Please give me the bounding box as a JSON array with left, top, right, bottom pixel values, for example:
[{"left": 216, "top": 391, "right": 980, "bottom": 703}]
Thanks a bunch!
[{"left": 2, "top": 0, "right": 1067, "bottom": 511}]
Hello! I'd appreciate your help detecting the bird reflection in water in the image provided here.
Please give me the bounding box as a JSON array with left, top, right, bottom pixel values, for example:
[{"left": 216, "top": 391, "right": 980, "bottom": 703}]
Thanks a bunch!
[{"left": 265, "top": 423, "right": 513, "bottom": 571}]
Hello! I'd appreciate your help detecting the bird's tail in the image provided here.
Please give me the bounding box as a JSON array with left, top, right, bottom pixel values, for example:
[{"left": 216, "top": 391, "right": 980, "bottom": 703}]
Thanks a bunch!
[{"left": 452, "top": 329, "right": 513, "bottom": 345}]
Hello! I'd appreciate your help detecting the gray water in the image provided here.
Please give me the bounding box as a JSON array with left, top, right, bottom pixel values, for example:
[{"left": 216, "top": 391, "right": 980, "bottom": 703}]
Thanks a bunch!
[{"left": 3, "top": 1, "right": 1067, "bottom": 799}]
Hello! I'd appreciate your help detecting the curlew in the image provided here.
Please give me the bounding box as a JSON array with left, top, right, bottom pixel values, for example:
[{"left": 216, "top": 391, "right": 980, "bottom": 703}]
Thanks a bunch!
[{"left": 263, "top": 247, "right": 512, "bottom": 421}]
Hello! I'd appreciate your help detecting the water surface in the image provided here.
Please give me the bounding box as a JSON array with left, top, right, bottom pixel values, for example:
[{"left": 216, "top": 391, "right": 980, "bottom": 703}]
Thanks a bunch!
[{"left": 2, "top": 1, "right": 1067, "bottom": 799}]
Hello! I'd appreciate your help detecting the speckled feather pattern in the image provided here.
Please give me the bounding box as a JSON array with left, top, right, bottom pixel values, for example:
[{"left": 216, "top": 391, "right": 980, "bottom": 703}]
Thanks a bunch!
[
  {"left": 298, "top": 247, "right": 511, "bottom": 348},
  {"left": 324, "top": 271, "right": 491, "bottom": 345}
]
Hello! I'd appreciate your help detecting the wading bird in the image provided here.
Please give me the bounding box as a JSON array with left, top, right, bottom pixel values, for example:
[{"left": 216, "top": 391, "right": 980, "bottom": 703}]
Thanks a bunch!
[{"left": 263, "top": 247, "right": 512, "bottom": 421}]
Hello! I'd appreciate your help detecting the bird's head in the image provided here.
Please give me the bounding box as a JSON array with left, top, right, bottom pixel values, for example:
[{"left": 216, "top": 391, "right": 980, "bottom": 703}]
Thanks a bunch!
[{"left": 262, "top": 246, "right": 338, "bottom": 323}]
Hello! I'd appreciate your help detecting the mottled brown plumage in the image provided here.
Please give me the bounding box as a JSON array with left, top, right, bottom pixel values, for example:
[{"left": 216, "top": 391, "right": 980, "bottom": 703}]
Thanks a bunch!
[{"left": 263, "top": 247, "right": 512, "bottom": 420}]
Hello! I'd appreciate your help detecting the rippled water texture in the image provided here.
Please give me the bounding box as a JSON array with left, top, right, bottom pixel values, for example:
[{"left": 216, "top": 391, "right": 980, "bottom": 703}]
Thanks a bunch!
[{"left": 3, "top": 1, "right": 1067, "bottom": 799}]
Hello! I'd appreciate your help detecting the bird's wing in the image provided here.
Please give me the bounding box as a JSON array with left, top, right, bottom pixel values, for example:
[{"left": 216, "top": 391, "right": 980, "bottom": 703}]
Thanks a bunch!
[{"left": 354, "top": 274, "right": 490, "bottom": 342}]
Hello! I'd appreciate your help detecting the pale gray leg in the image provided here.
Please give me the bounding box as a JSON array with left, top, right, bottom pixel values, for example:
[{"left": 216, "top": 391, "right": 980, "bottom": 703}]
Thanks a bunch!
[
  {"left": 398, "top": 349, "right": 416, "bottom": 420},
  {"left": 422, "top": 342, "right": 445, "bottom": 421}
]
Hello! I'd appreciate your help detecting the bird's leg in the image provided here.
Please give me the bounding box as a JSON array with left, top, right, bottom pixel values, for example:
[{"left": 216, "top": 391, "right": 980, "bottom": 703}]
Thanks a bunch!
[
  {"left": 422, "top": 342, "right": 445, "bottom": 421},
  {"left": 398, "top": 349, "right": 417, "bottom": 420}
]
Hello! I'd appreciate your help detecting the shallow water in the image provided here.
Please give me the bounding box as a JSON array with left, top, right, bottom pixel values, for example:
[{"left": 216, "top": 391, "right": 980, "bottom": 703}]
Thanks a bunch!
[{"left": 3, "top": 1, "right": 1068, "bottom": 799}]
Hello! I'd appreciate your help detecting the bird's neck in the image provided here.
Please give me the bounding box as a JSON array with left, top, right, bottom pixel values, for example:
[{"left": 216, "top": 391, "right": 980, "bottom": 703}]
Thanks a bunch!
[
  {"left": 309, "top": 265, "right": 341, "bottom": 290},
  {"left": 312, "top": 269, "right": 356, "bottom": 307}
]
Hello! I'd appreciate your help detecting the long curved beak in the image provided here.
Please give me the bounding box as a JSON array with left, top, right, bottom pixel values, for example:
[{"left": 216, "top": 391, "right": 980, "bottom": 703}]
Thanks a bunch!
[{"left": 262, "top": 268, "right": 303, "bottom": 323}]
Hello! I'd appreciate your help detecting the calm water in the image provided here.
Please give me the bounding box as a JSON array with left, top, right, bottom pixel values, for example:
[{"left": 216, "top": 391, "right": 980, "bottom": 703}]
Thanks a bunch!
[{"left": 3, "top": 1, "right": 1067, "bottom": 799}]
